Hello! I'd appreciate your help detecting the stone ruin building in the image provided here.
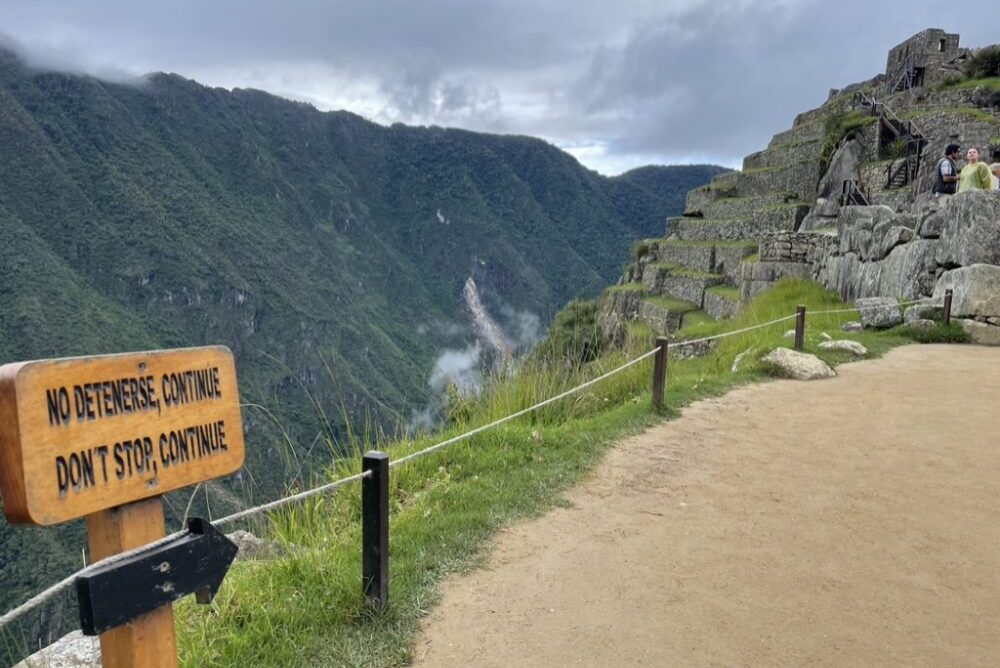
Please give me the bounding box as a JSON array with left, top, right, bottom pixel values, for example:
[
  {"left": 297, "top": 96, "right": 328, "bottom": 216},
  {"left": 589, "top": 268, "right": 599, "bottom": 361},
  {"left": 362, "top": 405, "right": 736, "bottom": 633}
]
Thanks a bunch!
[
  {"left": 885, "top": 29, "right": 964, "bottom": 93},
  {"left": 602, "top": 29, "right": 1000, "bottom": 346}
]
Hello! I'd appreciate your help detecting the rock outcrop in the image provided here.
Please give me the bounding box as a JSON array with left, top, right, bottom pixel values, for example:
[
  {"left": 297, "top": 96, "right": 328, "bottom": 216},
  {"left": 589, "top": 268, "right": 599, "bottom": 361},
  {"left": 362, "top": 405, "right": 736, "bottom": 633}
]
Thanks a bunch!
[
  {"left": 933, "top": 264, "right": 1000, "bottom": 318},
  {"left": 936, "top": 190, "right": 1000, "bottom": 266},
  {"left": 856, "top": 296, "right": 903, "bottom": 329},
  {"left": 956, "top": 318, "right": 1000, "bottom": 345},
  {"left": 761, "top": 348, "right": 837, "bottom": 380},
  {"left": 818, "top": 339, "right": 868, "bottom": 356},
  {"left": 14, "top": 631, "right": 99, "bottom": 668}
]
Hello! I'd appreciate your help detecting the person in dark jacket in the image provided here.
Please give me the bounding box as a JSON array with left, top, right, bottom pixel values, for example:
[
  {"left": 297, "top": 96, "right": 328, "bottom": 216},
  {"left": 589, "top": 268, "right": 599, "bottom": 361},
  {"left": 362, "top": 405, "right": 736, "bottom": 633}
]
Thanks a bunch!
[{"left": 932, "top": 144, "right": 961, "bottom": 201}]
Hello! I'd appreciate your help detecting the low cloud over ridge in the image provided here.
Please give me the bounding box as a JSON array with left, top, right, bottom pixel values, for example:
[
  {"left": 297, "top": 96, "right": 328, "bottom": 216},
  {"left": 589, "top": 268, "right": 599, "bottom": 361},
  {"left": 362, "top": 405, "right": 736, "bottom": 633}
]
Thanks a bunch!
[{"left": 1, "top": 1, "right": 998, "bottom": 172}]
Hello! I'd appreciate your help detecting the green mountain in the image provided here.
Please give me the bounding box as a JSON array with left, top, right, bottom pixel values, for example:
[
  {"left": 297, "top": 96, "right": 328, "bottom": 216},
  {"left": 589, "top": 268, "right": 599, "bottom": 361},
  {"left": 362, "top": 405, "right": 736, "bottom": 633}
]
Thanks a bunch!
[{"left": 0, "top": 45, "right": 723, "bottom": 632}]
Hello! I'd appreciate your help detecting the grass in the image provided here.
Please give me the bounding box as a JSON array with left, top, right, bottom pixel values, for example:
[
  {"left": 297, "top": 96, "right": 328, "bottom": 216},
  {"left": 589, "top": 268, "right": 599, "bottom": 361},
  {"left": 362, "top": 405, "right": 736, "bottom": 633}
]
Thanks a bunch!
[
  {"left": 172, "top": 278, "right": 951, "bottom": 667},
  {"left": 820, "top": 111, "right": 877, "bottom": 169},
  {"left": 679, "top": 309, "right": 715, "bottom": 329},
  {"left": 770, "top": 137, "right": 820, "bottom": 151},
  {"left": 743, "top": 252, "right": 760, "bottom": 263},
  {"left": 647, "top": 262, "right": 723, "bottom": 280},
  {"left": 677, "top": 217, "right": 748, "bottom": 225},
  {"left": 606, "top": 282, "right": 647, "bottom": 294},
  {"left": 941, "top": 76, "right": 1000, "bottom": 92},
  {"left": 706, "top": 284, "right": 741, "bottom": 301},
  {"left": 901, "top": 106, "right": 998, "bottom": 125},
  {"left": 661, "top": 239, "right": 757, "bottom": 249},
  {"left": 695, "top": 180, "right": 737, "bottom": 195},
  {"left": 631, "top": 238, "right": 656, "bottom": 260},
  {"left": 641, "top": 295, "right": 699, "bottom": 313},
  {"left": 900, "top": 322, "right": 970, "bottom": 344}
]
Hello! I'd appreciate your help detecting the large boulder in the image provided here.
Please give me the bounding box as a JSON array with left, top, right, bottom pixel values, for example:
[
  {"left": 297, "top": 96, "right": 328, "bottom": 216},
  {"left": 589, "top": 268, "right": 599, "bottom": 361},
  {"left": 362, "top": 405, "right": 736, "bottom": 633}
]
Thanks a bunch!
[
  {"left": 761, "top": 347, "right": 836, "bottom": 380},
  {"left": 820, "top": 241, "right": 937, "bottom": 303},
  {"left": 918, "top": 205, "right": 948, "bottom": 239},
  {"left": 872, "top": 241, "right": 938, "bottom": 298},
  {"left": 933, "top": 264, "right": 1000, "bottom": 318},
  {"left": 818, "top": 339, "right": 868, "bottom": 356},
  {"left": 838, "top": 205, "right": 899, "bottom": 259},
  {"left": 856, "top": 296, "right": 902, "bottom": 328},
  {"left": 904, "top": 303, "right": 940, "bottom": 324},
  {"left": 908, "top": 318, "right": 936, "bottom": 331},
  {"left": 228, "top": 529, "right": 286, "bottom": 561},
  {"left": 817, "top": 138, "right": 864, "bottom": 199},
  {"left": 935, "top": 190, "right": 1000, "bottom": 266},
  {"left": 956, "top": 319, "right": 1000, "bottom": 346},
  {"left": 14, "top": 631, "right": 99, "bottom": 668},
  {"left": 875, "top": 225, "right": 914, "bottom": 261}
]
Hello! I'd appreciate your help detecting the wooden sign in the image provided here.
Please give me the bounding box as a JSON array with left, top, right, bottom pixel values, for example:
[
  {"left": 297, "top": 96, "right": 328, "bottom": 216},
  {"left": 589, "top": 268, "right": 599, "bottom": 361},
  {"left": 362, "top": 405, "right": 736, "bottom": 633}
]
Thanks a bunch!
[{"left": 0, "top": 346, "right": 245, "bottom": 526}]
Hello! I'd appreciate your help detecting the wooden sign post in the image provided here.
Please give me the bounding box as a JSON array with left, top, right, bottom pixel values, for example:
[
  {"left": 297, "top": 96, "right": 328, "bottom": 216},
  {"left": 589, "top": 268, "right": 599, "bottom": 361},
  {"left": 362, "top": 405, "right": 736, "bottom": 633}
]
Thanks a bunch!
[{"left": 0, "top": 346, "right": 245, "bottom": 668}]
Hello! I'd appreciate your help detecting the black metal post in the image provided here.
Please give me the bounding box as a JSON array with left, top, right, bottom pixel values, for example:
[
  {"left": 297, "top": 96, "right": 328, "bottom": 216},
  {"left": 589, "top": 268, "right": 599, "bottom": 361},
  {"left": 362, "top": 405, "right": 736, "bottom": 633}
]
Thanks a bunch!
[
  {"left": 362, "top": 451, "right": 389, "bottom": 609},
  {"left": 794, "top": 305, "right": 806, "bottom": 352},
  {"left": 943, "top": 289, "right": 953, "bottom": 326},
  {"left": 651, "top": 336, "right": 669, "bottom": 409}
]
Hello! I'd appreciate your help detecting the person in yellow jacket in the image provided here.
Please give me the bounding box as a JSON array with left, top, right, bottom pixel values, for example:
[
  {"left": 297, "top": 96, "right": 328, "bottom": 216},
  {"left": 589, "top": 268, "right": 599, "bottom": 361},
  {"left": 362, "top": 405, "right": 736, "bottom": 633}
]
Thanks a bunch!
[{"left": 958, "top": 147, "right": 992, "bottom": 192}]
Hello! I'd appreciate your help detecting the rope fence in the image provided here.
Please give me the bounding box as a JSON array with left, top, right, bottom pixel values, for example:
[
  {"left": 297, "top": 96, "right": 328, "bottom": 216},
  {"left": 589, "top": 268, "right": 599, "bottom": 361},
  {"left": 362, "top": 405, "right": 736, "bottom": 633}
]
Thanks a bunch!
[
  {"left": 807, "top": 296, "right": 942, "bottom": 316},
  {"left": 0, "top": 291, "right": 956, "bottom": 638}
]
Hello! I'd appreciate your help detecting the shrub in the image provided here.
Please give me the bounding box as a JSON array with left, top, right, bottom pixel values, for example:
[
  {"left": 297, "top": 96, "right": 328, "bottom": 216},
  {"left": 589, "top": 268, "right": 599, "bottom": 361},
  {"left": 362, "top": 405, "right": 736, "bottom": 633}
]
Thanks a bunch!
[
  {"left": 533, "top": 298, "right": 607, "bottom": 364},
  {"left": 964, "top": 46, "right": 1000, "bottom": 80},
  {"left": 631, "top": 239, "right": 652, "bottom": 261},
  {"left": 820, "top": 111, "right": 876, "bottom": 170},
  {"left": 884, "top": 138, "right": 908, "bottom": 160}
]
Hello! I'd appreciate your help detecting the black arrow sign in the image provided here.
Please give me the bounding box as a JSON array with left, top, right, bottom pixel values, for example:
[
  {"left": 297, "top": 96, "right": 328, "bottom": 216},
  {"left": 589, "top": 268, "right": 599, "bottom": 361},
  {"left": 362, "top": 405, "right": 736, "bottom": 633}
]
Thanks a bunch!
[{"left": 76, "top": 517, "right": 238, "bottom": 636}]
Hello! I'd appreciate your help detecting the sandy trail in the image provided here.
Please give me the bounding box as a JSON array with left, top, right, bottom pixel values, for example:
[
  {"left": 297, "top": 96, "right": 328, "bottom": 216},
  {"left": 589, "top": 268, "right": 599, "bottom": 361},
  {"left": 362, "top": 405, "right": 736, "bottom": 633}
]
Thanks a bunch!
[{"left": 413, "top": 345, "right": 1000, "bottom": 667}]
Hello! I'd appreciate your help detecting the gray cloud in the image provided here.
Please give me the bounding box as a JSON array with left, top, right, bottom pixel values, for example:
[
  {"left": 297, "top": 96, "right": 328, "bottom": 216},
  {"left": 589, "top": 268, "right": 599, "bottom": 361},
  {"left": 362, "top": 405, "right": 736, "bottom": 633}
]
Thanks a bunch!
[
  {"left": 1, "top": 1, "right": 998, "bottom": 172},
  {"left": 428, "top": 343, "right": 482, "bottom": 395}
]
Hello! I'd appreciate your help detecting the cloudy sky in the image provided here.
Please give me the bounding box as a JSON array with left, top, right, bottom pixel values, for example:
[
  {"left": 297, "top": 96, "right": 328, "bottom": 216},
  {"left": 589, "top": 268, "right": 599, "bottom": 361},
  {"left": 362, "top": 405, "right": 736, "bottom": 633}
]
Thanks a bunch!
[{"left": 1, "top": 1, "right": 998, "bottom": 173}]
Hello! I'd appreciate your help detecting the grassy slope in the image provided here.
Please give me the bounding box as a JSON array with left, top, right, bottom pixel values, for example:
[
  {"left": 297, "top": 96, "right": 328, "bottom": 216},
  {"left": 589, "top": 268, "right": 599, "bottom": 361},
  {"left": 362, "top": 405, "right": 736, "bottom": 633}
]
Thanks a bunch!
[
  {"left": 942, "top": 76, "right": 1000, "bottom": 92},
  {"left": 172, "top": 279, "right": 948, "bottom": 666}
]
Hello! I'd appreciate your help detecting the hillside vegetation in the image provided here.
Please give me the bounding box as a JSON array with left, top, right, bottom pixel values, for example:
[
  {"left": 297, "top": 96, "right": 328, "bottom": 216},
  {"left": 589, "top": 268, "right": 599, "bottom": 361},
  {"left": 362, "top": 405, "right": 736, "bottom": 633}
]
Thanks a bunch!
[{"left": 0, "top": 46, "right": 723, "bottom": 632}]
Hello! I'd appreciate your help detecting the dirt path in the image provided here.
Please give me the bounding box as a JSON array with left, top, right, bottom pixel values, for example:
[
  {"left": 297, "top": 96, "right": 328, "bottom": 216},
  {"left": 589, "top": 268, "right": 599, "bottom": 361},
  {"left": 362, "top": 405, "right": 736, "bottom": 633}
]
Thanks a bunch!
[{"left": 413, "top": 345, "right": 1000, "bottom": 667}]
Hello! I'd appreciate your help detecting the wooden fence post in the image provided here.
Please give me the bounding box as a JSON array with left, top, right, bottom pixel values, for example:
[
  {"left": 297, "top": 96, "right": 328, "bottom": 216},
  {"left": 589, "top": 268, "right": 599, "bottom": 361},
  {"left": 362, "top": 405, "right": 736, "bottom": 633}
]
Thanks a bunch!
[
  {"left": 362, "top": 451, "right": 389, "bottom": 609},
  {"left": 651, "top": 336, "right": 669, "bottom": 409},
  {"left": 943, "top": 289, "right": 953, "bottom": 326},
  {"left": 794, "top": 305, "right": 807, "bottom": 352},
  {"left": 85, "top": 498, "right": 178, "bottom": 668}
]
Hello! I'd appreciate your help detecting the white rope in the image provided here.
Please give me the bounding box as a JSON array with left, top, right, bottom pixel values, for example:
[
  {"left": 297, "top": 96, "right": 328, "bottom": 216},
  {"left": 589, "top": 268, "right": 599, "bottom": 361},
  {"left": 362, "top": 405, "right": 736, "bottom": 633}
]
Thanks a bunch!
[
  {"left": 0, "top": 528, "right": 187, "bottom": 632},
  {"left": 807, "top": 297, "right": 941, "bottom": 316},
  {"left": 667, "top": 314, "right": 798, "bottom": 348},
  {"left": 213, "top": 470, "right": 370, "bottom": 528},
  {"left": 390, "top": 347, "right": 660, "bottom": 468},
  {"left": 805, "top": 306, "right": 863, "bottom": 315}
]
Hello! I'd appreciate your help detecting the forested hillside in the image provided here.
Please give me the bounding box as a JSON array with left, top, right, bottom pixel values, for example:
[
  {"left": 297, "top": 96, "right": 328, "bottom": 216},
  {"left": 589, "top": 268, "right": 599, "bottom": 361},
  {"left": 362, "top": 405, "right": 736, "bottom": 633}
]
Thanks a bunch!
[{"left": 0, "top": 45, "right": 723, "bottom": 623}]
